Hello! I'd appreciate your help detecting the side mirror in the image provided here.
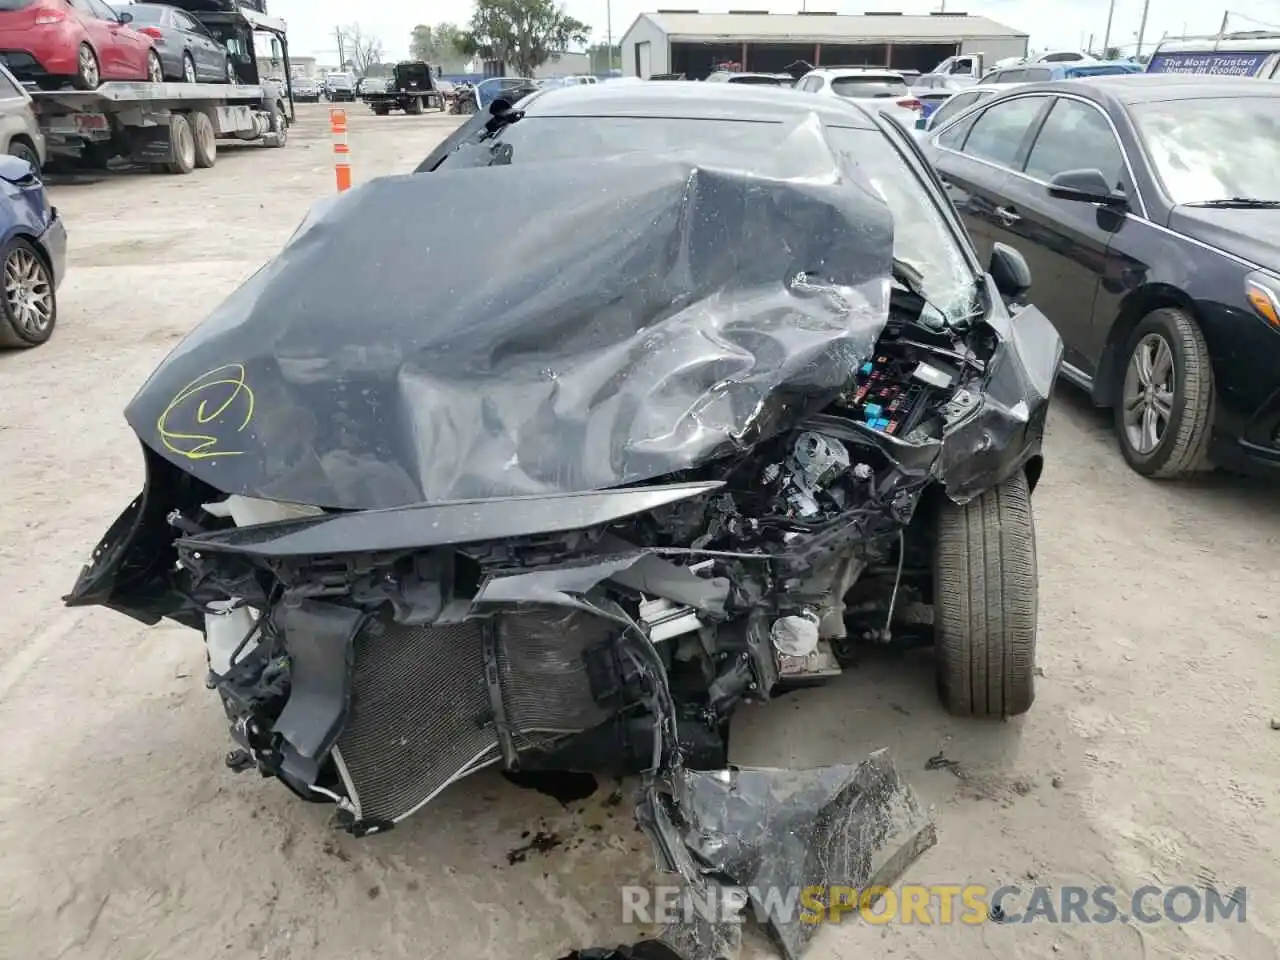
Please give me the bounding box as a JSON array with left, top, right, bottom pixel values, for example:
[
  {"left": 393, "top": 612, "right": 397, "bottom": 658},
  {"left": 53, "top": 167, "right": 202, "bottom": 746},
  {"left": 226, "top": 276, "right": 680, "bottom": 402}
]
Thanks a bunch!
[
  {"left": 1047, "top": 168, "right": 1127, "bottom": 207},
  {"left": 117, "top": 10, "right": 132, "bottom": 22},
  {"left": 989, "top": 242, "right": 1031, "bottom": 299}
]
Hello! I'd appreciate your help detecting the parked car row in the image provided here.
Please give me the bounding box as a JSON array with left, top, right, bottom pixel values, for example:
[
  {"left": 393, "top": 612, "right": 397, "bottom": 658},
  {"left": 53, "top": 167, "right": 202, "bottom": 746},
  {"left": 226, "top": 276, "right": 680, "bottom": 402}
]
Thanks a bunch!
[{"left": 0, "top": 0, "right": 243, "bottom": 89}]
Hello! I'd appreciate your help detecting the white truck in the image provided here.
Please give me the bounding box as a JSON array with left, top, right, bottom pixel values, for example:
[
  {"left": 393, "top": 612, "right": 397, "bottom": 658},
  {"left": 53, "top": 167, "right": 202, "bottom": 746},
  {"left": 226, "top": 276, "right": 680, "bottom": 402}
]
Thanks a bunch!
[
  {"left": 928, "top": 50, "right": 1095, "bottom": 86},
  {"left": 27, "top": 5, "right": 293, "bottom": 174}
]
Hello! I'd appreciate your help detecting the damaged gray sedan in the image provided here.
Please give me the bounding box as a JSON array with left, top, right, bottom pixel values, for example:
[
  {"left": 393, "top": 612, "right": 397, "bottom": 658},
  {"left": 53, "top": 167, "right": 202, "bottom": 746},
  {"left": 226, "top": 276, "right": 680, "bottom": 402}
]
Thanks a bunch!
[{"left": 67, "top": 83, "right": 1062, "bottom": 959}]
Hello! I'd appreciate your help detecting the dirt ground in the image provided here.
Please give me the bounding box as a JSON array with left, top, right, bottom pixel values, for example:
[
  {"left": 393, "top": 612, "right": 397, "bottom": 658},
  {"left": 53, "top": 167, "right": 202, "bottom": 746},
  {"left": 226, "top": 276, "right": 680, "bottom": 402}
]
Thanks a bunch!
[{"left": 0, "top": 104, "right": 1277, "bottom": 960}]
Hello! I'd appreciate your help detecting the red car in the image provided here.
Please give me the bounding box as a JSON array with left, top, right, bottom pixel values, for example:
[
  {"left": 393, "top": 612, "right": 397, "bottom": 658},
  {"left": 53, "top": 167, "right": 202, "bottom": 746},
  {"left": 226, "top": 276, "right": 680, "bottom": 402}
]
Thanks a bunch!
[{"left": 0, "top": 0, "right": 162, "bottom": 89}]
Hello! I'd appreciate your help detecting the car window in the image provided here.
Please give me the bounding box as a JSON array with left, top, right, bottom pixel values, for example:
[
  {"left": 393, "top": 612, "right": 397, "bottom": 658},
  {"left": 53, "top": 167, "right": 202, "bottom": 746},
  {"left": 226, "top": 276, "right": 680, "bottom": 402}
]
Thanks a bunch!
[
  {"left": 1024, "top": 97, "right": 1124, "bottom": 186},
  {"left": 961, "top": 96, "right": 1045, "bottom": 167},
  {"left": 830, "top": 75, "right": 909, "bottom": 99},
  {"left": 1024, "top": 67, "right": 1054, "bottom": 81},
  {"left": 172, "top": 10, "right": 203, "bottom": 32},
  {"left": 802, "top": 76, "right": 823, "bottom": 92},
  {"left": 1130, "top": 95, "right": 1280, "bottom": 203},
  {"left": 1000, "top": 69, "right": 1029, "bottom": 82},
  {"left": 935, "top": 108, "right": 982, "bottom": 149},
  {"left": 431, "top": 116, "right": 976, "bottom": 321},
  {"left": 84, "top": 0, "right": 118, "bottom": 20},
  {"left": 0, "top": 66, "right": 22, "bottom": 98},
  {"left": 928, "top": 91, "right": 979, "bottom": 130}
]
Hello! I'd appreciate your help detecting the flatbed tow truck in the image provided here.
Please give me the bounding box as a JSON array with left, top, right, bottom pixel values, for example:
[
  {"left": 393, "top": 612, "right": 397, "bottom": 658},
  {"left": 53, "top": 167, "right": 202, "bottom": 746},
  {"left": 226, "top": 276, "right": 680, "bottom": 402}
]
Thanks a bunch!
[{"left": 27, "top": 5, "right": 294, "bottom": 174}]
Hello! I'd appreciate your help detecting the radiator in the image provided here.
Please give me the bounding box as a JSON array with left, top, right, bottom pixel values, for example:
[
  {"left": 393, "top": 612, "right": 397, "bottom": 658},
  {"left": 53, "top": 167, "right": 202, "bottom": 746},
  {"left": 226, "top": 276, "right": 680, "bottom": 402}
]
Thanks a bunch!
[{"left": 331, "top": 604, "right": 614, "bottom": 823}]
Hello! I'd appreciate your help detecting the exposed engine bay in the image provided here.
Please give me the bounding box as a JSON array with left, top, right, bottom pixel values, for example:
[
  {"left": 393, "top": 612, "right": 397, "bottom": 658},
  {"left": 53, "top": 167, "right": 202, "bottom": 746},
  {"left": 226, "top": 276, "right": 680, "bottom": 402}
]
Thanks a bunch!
[
  {"left": 65, "top": 136, "right": 1060, "bottom": 960},
  {"left": 136, "top": 295, "right": 990, "bottom": 823}
]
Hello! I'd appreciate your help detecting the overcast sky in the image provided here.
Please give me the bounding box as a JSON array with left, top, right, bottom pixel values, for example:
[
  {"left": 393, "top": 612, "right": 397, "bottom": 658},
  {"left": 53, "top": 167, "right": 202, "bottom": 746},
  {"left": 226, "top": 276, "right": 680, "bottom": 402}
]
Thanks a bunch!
[{"left": 268, "top": 0, "right": 1280, "bottom": 63}]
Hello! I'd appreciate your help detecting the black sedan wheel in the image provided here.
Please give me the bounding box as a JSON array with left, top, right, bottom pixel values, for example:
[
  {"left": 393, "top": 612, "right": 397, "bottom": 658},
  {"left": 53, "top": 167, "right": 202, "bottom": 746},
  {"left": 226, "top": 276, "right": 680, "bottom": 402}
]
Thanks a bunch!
[
  {"left": 0, "top": 238, "right": 56, "bottom": 347},
  {"left": 1115, "top": 307, "right": 1214, "bottom": 478}
]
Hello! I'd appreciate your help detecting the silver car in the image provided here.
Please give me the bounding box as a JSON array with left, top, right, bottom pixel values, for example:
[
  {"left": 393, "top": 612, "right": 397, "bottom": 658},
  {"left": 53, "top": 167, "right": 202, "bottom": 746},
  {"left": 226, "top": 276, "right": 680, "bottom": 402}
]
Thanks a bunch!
[{"left": 0, "top": 62, "right": 45, "bottom": 169}]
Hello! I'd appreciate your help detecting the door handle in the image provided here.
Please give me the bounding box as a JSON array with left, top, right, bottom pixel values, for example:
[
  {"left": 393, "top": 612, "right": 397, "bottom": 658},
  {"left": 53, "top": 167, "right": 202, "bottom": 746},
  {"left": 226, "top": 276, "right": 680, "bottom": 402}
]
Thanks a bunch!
[{"left": 995, "top": 205, "right": 1021, "bottom": 225}]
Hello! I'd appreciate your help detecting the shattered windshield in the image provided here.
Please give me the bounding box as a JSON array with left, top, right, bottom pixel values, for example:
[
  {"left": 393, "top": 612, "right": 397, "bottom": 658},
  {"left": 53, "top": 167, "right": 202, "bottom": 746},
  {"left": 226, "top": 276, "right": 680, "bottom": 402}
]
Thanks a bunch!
[{"left": 435, "top": 116, "right": 976, "bottom": 322}]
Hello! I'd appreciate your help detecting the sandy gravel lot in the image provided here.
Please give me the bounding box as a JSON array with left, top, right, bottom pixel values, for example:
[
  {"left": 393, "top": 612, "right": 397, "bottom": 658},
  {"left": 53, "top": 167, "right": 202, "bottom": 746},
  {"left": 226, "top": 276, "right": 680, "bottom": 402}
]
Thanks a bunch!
[{"left": 0, "top": 103, "right": 1277, "bottom": 960}]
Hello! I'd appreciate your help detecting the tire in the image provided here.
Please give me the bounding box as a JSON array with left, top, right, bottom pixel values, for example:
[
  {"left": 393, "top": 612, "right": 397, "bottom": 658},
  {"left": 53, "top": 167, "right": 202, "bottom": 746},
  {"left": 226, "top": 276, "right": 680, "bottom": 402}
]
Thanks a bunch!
[
  {"left": 372, "top": 104, "right": 390, "bottom": 116},
  {"left": 74, "top": 43, "right": 100, "bottom": 90},
  {"left": 933, "top": 470, "right": 1037, "bottom": 719},
  {"left": 0, "top": 238, "right": 56, "bottom": 348},
  {"left": 191, "top": 111, "right": 216, "bottom": 168},
  {"left": 1113, "top": 307, "right": 1215, "bottom": 478},
  {"left": 165, "top": 113, "right": 196, "bottom": 174},
  {"left": 405, "top": 96, "right": 424, "bottom": 115},
  {"left": 225, "top": 59, "right": 237, "bottom": 84},
  {"left": 182, "top": 53, "right": 197, "bottom": 84},
  {"left": 266, "top": 103, "right": 288, "bottom": 147},
  {"left": 7, "top": 140, "right": 39, "bottom": 172},
  {"left": 146, "top": 50, "right": 164, "bottom": 84}
]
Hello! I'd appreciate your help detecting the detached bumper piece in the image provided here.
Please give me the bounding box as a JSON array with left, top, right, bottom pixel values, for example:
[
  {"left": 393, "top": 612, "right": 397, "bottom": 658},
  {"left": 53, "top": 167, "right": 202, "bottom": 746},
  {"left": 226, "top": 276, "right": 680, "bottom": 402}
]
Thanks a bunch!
[{"left": 613, "top": 749, "right": 936, "bottom": 960}]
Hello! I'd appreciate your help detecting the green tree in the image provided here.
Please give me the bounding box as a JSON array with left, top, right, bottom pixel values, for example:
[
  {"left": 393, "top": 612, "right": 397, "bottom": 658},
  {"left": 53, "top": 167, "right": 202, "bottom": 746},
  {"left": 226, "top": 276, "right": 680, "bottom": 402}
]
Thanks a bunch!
[
  {"left": 586, "top": 42, "right": 620, "bottom": 73},
  {"left": 409, "top": 22, "right": 466, "bottom": 65},
  {"left": 457, "top": 0, "right": 590, "bottom": 77}
]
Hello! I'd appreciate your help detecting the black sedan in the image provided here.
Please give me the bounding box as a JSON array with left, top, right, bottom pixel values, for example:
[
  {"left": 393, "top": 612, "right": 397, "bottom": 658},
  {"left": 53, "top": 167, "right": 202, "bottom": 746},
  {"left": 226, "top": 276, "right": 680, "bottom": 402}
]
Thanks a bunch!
[
  {"left": 110, "top": 2, "right": 235, "bottom": 83},
  {"left": 921, "top": 74, "right": 1280, "bottom": 478}
]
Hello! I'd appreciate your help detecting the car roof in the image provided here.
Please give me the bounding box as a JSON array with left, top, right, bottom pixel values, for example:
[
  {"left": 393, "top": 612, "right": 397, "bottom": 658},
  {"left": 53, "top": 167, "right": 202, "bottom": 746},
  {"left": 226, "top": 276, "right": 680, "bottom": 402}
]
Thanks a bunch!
[
  {"left": 998, "top": 72, "right": 1278, "bottom": 105},
  {"left": 521, "top": 81, "right": 878, "bottom": 128},
  {"left": 810, "top": 67, "right": 904, "bottom": 78}
]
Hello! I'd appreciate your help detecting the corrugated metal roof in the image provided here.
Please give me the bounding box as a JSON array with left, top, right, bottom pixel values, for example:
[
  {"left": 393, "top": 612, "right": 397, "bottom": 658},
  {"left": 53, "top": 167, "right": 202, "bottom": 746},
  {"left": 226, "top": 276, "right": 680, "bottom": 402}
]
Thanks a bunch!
[{"left": 642, "top": 11, "right": 1027, "bottom": 41}]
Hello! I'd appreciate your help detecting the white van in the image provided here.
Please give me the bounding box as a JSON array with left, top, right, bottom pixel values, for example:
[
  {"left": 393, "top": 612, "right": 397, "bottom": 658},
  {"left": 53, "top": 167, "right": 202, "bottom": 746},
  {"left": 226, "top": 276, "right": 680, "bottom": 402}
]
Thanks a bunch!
[{"left": 1146, "top": 33, "right": 1280, "bottom": 78}]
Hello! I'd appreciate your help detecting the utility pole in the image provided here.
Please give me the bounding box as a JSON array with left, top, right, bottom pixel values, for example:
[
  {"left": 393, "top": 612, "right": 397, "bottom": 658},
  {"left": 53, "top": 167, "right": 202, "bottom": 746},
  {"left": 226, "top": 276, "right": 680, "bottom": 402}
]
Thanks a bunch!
[
  {"left": 334, "top": 26, "right": 346, "bottom": 70},
  {"left": 1102, "top": 0, "right": 1116, "bottom": 55},
  {"left": 1135, "top": 0, "right": 1151, "bottom": 57},
  {"left": 606, "top": 0, "right": 613, "bottom": 73},
  {"left": 1213, "top": 10, "right": 1229, "bottom": 49}
]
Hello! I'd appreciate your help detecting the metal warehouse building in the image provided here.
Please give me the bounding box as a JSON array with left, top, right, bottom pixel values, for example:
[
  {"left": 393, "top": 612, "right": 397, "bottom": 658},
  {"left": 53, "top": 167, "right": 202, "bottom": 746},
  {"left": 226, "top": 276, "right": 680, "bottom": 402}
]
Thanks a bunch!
[{"left": 620, "top": 10, "right": 1028, "bottom": 79}]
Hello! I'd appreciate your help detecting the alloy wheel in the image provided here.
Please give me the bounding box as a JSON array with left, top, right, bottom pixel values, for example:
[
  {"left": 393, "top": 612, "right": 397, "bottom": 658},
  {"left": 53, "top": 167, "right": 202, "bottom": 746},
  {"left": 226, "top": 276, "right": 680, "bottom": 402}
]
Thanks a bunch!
[
  {"left": 4, "top": 246, "right": 53, "bottom": 340},
  {"left": 1121, "top": 332, "right": 1176, "bottom": 455},
  {"left": 148, "top": 51, "right": 164, "bottom": 83},
  {"left": 183, "top": 55, "right": 197, "bottom": 83},
  {"left": 79, "top": 46, "right": 99, "bottom": 87}
]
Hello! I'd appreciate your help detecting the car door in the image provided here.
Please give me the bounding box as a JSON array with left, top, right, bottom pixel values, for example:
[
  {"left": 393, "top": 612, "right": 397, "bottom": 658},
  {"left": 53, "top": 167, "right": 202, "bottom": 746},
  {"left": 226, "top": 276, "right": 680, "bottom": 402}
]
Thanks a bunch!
[
  {"left": 927, "top": 93, "right": 1052, "bottom": 263},
  {"left": 67, "top": 0, "right": 115, "bottom": 73},
  {"left": 998, "top": 95, "right": 1134, "bottom": 370},
  {"left": 170, "top": 10, "right": 216, "bottom": 79},
  {"left": 83, "top": 0, "right": 140, "bottom": 77}
]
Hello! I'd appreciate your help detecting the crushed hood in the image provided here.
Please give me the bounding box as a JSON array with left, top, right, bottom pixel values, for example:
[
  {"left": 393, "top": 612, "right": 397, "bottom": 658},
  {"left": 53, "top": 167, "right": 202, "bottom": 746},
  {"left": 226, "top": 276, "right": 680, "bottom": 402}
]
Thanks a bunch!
[{"left": 125, "top": 115, "right": 894, "bottom": 510}]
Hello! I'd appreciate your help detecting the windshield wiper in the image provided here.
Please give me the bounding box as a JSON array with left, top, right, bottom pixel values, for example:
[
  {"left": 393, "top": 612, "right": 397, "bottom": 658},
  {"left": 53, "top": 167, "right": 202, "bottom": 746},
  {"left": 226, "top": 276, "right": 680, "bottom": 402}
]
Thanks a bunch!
[{"left": 1184, "top": 198, "right": 1280, "bottom": 208}]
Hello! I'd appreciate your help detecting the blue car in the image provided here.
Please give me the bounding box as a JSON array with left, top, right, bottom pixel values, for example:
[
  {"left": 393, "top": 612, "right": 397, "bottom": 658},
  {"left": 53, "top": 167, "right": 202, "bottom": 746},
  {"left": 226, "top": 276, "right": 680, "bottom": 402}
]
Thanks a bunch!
[
  {"left": 978, "top": 59, "right": 1144, "bottom": 85},
  {"left": 0, "top": 154, "right": 66, "bottom": 348}
]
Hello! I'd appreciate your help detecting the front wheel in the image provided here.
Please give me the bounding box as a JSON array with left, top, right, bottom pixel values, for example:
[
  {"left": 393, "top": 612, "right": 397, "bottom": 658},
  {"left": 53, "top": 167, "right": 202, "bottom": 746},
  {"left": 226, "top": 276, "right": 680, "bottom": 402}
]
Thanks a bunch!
[
  {"left": 8, "top": 140, "right": 39, "bottom": 171},
  {"left": 182, "top": 53, "right": 197, "bottom": 83},
  {"left": 1114, "top": 307, "right": 1215, "bottom": 478},
  {"left": 225, "top": 59, "right": 237, "bottom": 84},
  {"left": 146, "top": 50, "right": 164, "bottom": 84},
  {"left": 933, "top": 471, "right": 1037, "bottom": 719},
  {"left": 0, "top": 238, "right": 56, "bottom": 348}
]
